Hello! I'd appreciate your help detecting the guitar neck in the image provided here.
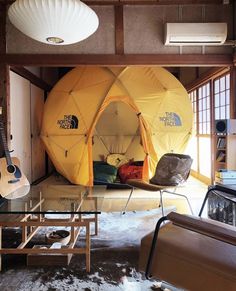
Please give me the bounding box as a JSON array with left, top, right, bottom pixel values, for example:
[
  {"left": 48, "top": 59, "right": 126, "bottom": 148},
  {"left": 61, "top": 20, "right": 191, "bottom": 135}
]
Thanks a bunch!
[{"left": 0, "top": 124, "right": 13, "bottom": 166}]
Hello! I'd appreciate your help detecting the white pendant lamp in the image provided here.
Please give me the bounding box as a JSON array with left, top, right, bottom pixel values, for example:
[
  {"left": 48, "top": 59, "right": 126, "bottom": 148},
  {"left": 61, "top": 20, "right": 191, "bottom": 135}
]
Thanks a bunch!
[{"left": 8, "top": 0, "right": 99, "bottom": 45}]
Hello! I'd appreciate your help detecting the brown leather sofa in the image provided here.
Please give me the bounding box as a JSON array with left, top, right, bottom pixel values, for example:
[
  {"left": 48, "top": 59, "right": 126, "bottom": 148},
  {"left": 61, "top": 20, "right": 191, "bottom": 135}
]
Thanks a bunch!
[{"left": 139, "top": 212, "right": 236, "bottom": 291}]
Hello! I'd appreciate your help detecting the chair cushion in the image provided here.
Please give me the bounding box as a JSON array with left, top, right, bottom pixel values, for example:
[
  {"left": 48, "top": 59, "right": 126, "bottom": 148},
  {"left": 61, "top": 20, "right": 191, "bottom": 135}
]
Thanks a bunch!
[{"left": 150, "top": 153, "right": 193, "bottom": 186}]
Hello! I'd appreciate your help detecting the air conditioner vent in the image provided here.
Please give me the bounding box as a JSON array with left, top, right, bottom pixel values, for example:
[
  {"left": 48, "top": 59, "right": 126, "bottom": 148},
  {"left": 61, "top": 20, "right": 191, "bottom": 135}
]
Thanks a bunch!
[{"left": 165, "top": 23, "right": 227, "bottom": 46}]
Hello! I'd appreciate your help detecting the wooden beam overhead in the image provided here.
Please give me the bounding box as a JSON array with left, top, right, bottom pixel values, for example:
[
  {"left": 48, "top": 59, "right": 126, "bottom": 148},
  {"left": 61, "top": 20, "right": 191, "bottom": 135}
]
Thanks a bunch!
[
  {"left": 86, "top": 0, "right": 224, "bottom": 5},
  {"left": 0, "top": 0, "right": 225, "bottom": 6},
  {"left": 185, "top": 67, "right": 230, "bottom": 92},
  {"left": 10, "top": 67, "right": 53, "bottom": 92},
  {"left": 0, "top": 53, "right": 233, "bottom": 67},
  {"left": 115, "top": 5, "right": 124, "bottom": 55}
]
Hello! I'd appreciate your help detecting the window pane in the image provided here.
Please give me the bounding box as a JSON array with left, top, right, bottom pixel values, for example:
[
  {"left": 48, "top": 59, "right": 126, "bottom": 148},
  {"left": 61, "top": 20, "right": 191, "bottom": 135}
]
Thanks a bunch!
[
  {"left": 199, "top": 111, "right": 203, "bottom": 122},
  {"left": 206, "top": 83, "right": 210, "bottom": 96},
  {"left": 199, "top": 98, "right": 202, "bottom": 111},
  {"left": 202, "top": 98, "right": 207, "bottom": 110},
  {"left": 226, "top": 105, "right": 230, "bottom": 119},
  {"left": 203, "top": 85, "right": 206, "bottom": 96},
  {"left": 203, "top": 111, "right": 206, "bottom": 122},
  {"left": 220, "top": 91, "right": 226, "bottom": 106},
  {"left": 215, "top": 93, "right": 219, "bottom": 107},
  {"left": 206, "top": 109, "right": 210, "bottom": 122},
  {"left": 198, "top": 88, "right": 202, "bottom": 99},
  {"left": 226, "top": 90, "right": 230, "bottom": 105},
  {"left": 215, "top": 107, "right": 220, "bottom": 119},
  {"left": 226, "top": 74, "right": 230, "bottom": 89},
  {"left": 220, "top": 77, "right": 225, "bottom": 91},
  {"left": 206, "top": 96, "right": 210, "bottom": 109},
  {"left": 220, "top": 107, "right": 225, "bottom": 119},
  {"left": 214, "top": 79, "right": 219, "bottom": 93}
]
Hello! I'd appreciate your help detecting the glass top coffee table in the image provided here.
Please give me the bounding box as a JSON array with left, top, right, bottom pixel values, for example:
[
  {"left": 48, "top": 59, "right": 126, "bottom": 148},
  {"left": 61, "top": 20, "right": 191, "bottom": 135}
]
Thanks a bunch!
[{"left": 0, "top": 185, "right": 102, "bottom": 272}]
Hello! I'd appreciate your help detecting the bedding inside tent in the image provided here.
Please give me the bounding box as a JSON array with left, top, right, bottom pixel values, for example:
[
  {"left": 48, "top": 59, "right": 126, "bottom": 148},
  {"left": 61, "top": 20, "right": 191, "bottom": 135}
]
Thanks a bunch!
[{"left": 40, "top": 66, "right": 193, "bottom": 186}]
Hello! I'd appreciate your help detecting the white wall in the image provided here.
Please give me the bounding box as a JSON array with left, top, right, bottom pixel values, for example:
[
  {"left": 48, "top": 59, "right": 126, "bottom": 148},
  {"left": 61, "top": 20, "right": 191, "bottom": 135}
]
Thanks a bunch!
[
  {"left": 9, "top": 71, "right": 46, "bottom": 183},
  {"left": 10, "top": 71, "right": 32, "bottom": 182}
]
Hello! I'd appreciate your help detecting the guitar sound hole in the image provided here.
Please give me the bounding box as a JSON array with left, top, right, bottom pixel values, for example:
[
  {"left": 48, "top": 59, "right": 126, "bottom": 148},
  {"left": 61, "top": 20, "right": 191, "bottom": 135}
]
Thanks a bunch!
[{"left": 7, "top": 164, "right": 16, "bottom": 174}]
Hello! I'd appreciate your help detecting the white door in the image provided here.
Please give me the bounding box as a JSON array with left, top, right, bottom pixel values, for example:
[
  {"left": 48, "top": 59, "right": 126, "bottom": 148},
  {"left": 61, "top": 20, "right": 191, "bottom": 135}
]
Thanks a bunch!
[
  {"left": 10, "top": 71, "right": 32, "bottom": 182},
  {"left": 30, "top": 84, "right": 45, "bottom": 182}
]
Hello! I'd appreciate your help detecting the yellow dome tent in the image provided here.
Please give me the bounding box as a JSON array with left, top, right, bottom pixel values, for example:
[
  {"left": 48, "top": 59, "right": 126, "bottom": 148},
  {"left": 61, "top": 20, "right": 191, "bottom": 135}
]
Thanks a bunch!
[{"left": 41, "top": 66, "right": 193, "bottom": 186}]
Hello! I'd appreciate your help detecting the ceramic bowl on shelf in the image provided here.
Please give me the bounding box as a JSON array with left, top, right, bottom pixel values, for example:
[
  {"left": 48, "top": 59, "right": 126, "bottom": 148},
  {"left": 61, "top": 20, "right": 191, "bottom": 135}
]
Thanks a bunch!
[{"left": 45, "top": 230, "right": 71, "bottom": 245}]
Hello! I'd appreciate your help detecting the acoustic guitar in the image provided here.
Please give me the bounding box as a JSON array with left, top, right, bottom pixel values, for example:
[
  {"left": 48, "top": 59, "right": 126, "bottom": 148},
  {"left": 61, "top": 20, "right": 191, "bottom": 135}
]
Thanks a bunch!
[{"left": 0, "top": 119, "right": 30, "bottom": 199}]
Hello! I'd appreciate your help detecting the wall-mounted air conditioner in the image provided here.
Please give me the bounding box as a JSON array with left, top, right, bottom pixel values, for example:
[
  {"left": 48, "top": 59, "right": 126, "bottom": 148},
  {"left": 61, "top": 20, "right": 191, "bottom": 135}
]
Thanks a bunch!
[{"left": 164, "top": 23, "right": 227, "bottom": 46}]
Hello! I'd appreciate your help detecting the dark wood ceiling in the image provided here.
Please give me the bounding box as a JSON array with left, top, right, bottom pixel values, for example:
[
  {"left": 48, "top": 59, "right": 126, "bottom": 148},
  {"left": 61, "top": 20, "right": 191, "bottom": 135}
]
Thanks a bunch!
[{"left": 0, "top": 0, "right": 227, "bottom": 6}]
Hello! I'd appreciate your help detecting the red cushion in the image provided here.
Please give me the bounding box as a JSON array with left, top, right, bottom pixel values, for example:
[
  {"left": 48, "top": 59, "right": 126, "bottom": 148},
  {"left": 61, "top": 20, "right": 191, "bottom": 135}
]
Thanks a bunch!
[{"left": 118, "top": 163, "right": 143, "bottom": 183}]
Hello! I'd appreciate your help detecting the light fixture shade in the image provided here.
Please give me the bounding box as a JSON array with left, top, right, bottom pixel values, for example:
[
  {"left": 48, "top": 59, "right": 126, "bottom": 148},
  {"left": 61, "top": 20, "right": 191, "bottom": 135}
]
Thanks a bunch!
[{"left": 8, "top": 0, "right": 99, "bottom": 45}]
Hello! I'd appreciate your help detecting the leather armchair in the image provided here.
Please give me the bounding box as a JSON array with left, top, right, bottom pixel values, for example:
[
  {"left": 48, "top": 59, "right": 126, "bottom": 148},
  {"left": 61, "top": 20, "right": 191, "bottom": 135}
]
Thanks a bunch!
[{"left": 139, "top": 212, "right": 236, "bottom": 291}]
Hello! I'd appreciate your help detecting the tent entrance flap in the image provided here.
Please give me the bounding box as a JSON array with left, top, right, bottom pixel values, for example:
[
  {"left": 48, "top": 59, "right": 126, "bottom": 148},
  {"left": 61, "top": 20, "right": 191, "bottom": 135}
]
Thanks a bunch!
[{"left": 92, "top": 101, "right": 145, "bottom": 161}]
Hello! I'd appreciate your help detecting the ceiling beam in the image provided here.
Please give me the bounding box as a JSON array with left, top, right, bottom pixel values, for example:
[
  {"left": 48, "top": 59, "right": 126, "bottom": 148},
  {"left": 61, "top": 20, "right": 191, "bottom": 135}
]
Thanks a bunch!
[
  {"left": 0, "top": 0, "right": 225, "bottom": 6},
  {"left": 0, "top": 54, "right": 233, "bottom": 67},
  {"left": 185, "top": 67, "right": 230, "bottom": 91},
  {"left": 115, "top": 5, "right": 124, "bottom": 55},
  {"left": 10, "top": 67, "right": 53, "bottom": 92}
]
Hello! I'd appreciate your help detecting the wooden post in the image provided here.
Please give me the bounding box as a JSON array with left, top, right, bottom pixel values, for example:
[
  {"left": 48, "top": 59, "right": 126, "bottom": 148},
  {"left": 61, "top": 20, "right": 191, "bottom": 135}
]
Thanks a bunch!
[
  {"left": 0, "top": 3, "right": 7, "bottom": 157},
  {"left": 39, "top": 191, "right": 43, "bottom": 222},
  {"left": 29, "top": 199, "right": 33, "bottom": 232},
  {"left": 95, "top": 197, "right": 98, "bottom": 236},
  {"left": 85, "top": 222, "right": 90, "bottom": 272},
  {"left": 22, "top": 203, "right": 28, "bottom": 242},
  {"left": 70, "top": 202, "right": 75, "bottom": 243}
]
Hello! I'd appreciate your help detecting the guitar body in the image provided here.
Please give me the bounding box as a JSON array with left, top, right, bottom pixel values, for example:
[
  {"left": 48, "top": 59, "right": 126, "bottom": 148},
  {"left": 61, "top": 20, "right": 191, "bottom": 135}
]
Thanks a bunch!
[{"left": 0, "top": 157, "right": 30, "bottom": 198}]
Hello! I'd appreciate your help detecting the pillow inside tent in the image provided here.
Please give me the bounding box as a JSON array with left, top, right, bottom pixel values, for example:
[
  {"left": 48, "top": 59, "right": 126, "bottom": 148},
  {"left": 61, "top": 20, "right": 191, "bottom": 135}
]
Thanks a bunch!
[{"left": 93, "top": 161, "right": 118, "bottom": 184}]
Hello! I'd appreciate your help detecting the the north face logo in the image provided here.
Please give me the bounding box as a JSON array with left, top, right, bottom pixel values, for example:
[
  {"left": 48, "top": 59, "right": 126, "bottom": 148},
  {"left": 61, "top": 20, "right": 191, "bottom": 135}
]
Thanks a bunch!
[
  {"left": 159, "top": 112, "right": 182, "bottom": 126},
  {"left": 57, "top": 115, "right": 79, "bottom": 129}
]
